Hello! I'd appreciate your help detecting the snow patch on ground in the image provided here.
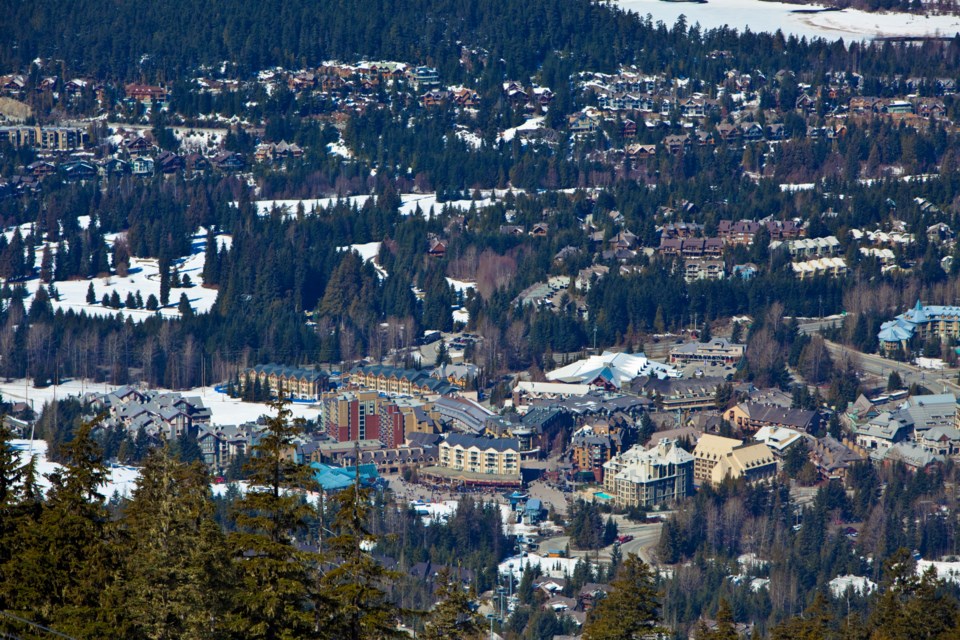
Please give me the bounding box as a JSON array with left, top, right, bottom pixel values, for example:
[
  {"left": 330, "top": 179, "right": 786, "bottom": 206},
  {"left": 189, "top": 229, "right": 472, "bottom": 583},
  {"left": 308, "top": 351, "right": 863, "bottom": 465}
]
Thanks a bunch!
[
  {"left": 829, "top": 574, "right": 877, "bottom": 597},
  {"left": 617, "top": 0, "right": 960, "bottom": 40},
  {"left": 337, "top": 241, "right": 388, "bottom": 279},
  {"left": 3, "top": 225, "right": 229, "bottom": 322},
  {"left": 917, "top": 559, "right": 960, "bottom": 584},
  {"left": 456, "top": 129, "right": 484, "bottom": 149},
  {"left": 10, "top": 438, "right": 141, "bottom": 500},
  {"left": 500, "top": 117, "right": 545, "bottom": 143},
  {"left": 445, "top": 278, "right": 477, "bottom": 293},
  {"left": 327, "top": 140, "right": 354, "bottom": 159},
  {"left": 252, "top": 192, "right": 497, "bottom": 220}
]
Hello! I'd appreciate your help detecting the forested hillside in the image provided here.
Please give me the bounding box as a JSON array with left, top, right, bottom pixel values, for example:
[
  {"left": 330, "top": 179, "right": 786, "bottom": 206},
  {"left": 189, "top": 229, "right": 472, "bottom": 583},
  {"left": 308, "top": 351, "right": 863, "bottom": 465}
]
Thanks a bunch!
[{"left": 6, "top": 0, "right": 960, "bottom": 82}]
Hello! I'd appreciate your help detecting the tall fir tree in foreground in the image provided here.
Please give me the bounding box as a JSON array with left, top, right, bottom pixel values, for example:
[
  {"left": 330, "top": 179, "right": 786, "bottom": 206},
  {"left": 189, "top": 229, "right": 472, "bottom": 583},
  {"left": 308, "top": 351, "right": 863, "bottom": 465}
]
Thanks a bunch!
[
  {"left": 582, "top": 554, "right": 665, "bottom": 640},
  {"left": 422, "top": 567, "right": 483, "bottom": 640},
  {"left": 227, "top": 398, "right": 320, "bottom": 639},
  {"left": 1, "top": 418, "right": 118, "bottom": 638},
  {"left": 320, "top": 478, "right": 407, "bottom": 640},
  {"left": 116, "top": 447, "right": 234, "bottom": 640},
  {"left": 0, "top": 422, "right": 25, "bottom": 604}
]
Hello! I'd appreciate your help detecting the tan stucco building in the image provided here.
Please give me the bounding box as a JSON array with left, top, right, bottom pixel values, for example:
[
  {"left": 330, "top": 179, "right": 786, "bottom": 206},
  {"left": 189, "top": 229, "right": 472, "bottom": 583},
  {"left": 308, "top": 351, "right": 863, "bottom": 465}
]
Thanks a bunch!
[{"left": 693, "top": 434, "right": 777, "bottom": 486}]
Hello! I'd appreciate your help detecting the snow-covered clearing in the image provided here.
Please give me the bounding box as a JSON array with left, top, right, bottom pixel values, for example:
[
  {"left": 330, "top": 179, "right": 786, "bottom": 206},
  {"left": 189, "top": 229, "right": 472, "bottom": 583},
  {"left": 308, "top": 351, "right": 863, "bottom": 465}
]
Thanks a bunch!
[
  {"left": 617, "top": 0, "right": 960, "bottom": 40},
  {"left": 10, "top": 438, "right": 141, "bottom": 500},
  {"left": 500, "top": 117, "right": 545, "bottom": 143},
  {"left": 499, "top": 553, "right": 582, "bottom": 580},
  {"left": 446, "top": 278, "right": 477, "bottom": 293},
  {"left": 917, "top": 559, "right": 960, "bottom": 583},
  {"left": 251, "top": 192, "right": 497, "bottom": 219},
  {"left": 3, "top": 224, "right": 230, "bottom": 321},
  {"left": 337, "top": 241, "right": 388, "bottom": 279}
]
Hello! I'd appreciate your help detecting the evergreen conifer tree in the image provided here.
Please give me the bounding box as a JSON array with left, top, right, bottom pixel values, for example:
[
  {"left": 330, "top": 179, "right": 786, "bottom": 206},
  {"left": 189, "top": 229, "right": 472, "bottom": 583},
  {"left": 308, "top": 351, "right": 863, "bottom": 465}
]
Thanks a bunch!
[
  {"left": 39, "top": 245, "right": 53, "bottom": 283},
  {"left": 118, "top": 447, "right": 234, "bottom": 640},
  {"left": 422, "top": 567, "right": 483, "bottom": 640},
  {"left": 227, "top": 399, "right": 320, "bottom": 639},
  {"left": 202, "top": 228, "right": 219, "bottom": 285},
  {"left": 0, "top": 423, "right": 24, "bottom": 583},
  {"left": 2, "top": 419, "right": 117, "bottom": 637},
  {"left": 319, "top": 479, "right": 407, "bottom": 640},
  {"left": 159, "top": 258, "right": 171, "bottom": 306},
  {"left": 178, "top": 293, "right": 193, "bottom": 317},
  {"left": 582, "top": 554, "right": 665, "bottom": 640}
]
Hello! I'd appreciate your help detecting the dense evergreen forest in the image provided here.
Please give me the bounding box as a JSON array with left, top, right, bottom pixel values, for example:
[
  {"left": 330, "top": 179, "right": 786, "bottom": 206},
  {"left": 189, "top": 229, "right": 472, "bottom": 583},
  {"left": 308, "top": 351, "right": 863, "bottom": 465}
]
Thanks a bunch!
[{"left": 7, "top": 0, "right": 960, "bottom": 83}]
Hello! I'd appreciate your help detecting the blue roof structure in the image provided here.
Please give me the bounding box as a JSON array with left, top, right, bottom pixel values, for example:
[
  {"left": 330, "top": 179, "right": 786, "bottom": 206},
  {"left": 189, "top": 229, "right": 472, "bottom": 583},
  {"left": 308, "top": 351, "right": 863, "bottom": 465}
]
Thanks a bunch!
[
  {"left": 878, "top": 300, "right": 960, "bottom": 346},
  {"left": 311, "top": 462, "right": 379, "bottom": 491}
]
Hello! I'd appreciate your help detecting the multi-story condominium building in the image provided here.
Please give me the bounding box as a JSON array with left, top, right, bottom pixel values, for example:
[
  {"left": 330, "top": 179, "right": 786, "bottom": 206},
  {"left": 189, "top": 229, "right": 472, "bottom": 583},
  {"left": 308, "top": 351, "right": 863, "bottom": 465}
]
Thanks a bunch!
[
  {"left": 683, "top": 259, "right": 725, "bottom": 283},
  {"left": 670, "top": 338, "right": 746, "bottom": 366},
  {"left": 242, "top": 363, "right": 329, "bottom": 400},
  {"left": 197, "top": 424, "right": 258, "bottom": 474},
  {"left": 791, "top": 257, "right": 847, "bottom": 279},
  {"left": 571, "top": 426, "right": 623, "bottom": 481},
  {"left": 693, "top": 434, "right": 777, "bottom": 486},
  {"left": 879, "top": 300, "right": 960, "bottom": 355},
  {"left": 0, "top": 125, "right": 87, "bottom": 151},
  {"left": 725, "top": 402, "right": 820, "bottom": 434},
  {"left": 320, "top": 390, "right": 382, "bottom": 443},
  {"left": 318, "top": 391, "right": 426, "bottom": 447},
  {"left": 602, "top": 439, "right": 694, "bottom": 508},
  {"left": 437, "top": 433, "right": 521, "bottom": 477},
  {"left": 717, "top": 219, "right": 761, "bottom": 245},
  {"left": 350, "top": 364, "right": 456, "bottom": 396}
]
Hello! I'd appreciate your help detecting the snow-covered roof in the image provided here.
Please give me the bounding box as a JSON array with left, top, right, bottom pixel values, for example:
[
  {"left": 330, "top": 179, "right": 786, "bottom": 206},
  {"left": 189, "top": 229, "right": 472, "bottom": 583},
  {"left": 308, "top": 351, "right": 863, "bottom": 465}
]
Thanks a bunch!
[{"left": 546, "top": 351, "right": 680, "bottom": 388}]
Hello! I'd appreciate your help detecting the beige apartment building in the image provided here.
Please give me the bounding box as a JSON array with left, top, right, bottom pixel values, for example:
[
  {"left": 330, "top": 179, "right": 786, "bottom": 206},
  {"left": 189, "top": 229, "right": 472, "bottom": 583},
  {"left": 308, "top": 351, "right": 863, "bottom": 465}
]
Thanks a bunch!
[
  {"left": 693, "top": 434, "right": 777, "bottom": 486},
  {"left": 438, "top": 433, "right": 521, "bottom": 477}
]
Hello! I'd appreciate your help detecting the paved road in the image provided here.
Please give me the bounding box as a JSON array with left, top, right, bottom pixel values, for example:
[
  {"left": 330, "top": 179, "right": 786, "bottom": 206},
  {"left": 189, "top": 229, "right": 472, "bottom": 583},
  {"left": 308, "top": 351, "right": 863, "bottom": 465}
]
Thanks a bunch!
[
  {"left": 538, "top": 517, "right": 664, "bottom": 566},
  {"left": 796, "top": 320, "right": 960, "bottom": 394},
  {"left": 794, "top": 316, "right": 845, "bottom": 335},
  {"left": 821, "top": 338, "right": 960, "bottom": 393}
]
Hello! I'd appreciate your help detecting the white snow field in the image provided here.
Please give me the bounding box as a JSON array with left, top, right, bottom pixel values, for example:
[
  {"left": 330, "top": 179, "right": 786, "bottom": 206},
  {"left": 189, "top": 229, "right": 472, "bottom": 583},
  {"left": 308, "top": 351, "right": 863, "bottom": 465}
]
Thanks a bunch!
[
  {"left": 3, "top": 222, "right": 231, "bottom": 322},
  {"left": 617, "top": 0, "right": 960, "bottom": 41}
]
